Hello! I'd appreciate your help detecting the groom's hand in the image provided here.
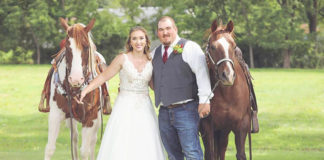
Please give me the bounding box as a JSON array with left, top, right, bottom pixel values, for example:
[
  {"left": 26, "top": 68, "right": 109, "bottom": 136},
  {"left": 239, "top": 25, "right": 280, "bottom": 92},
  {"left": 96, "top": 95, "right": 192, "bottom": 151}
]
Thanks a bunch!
[{"left": 198, "top": 103, "right": 210, "bottom": 118}]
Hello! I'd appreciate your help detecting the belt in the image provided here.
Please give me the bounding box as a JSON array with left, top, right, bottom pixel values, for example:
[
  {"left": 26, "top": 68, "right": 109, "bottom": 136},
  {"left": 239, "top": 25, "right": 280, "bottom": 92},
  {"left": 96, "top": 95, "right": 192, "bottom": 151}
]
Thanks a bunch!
[
  {"left": 163, "top": 100, "right": 193, "bottom": 109},
  {"left": 166, "top": 104, "right": 182, "bottom": 109}
]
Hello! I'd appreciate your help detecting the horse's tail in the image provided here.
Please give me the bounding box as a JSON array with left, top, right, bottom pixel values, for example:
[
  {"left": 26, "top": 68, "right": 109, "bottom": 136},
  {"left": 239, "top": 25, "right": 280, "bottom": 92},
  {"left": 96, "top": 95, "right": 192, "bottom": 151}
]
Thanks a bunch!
[{"left": 248, "top": 130, "right": 252, "bottom": 160}]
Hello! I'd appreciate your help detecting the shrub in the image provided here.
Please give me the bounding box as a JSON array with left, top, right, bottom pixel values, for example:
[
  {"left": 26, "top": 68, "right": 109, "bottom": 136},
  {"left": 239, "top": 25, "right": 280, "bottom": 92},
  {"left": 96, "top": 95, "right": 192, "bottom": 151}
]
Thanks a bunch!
[{"left": 0, "top": 47, "right": 34, "bottom": 64}]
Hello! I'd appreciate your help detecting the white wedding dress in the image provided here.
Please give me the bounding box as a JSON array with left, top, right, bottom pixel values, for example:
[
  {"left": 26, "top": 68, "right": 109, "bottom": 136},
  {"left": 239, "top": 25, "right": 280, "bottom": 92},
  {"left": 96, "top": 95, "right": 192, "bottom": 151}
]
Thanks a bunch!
[{"left": 97, "top": 54, "right": 166, "bottom": 160}]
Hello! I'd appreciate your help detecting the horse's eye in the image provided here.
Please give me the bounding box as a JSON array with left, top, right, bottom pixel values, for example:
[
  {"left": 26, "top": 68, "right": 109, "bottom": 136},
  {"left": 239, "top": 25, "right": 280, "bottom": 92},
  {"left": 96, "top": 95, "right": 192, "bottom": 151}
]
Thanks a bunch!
[{"left": 210, "top": 45, "right": 216, "bottom": 51}]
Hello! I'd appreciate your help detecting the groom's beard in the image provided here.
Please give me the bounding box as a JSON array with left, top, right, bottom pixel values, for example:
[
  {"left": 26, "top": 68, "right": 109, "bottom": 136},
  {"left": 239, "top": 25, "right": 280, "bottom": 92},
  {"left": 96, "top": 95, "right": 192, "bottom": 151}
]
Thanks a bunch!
[{"left": 162, "top": 34, "right": 171, "bottom": 46}]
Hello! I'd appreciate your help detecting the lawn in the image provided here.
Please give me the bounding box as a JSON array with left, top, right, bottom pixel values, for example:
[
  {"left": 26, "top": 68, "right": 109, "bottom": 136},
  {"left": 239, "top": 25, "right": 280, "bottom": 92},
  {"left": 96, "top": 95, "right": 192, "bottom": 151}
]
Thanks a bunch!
[{"left": 0, "top": 65, "right": 323, "bottom": 160}]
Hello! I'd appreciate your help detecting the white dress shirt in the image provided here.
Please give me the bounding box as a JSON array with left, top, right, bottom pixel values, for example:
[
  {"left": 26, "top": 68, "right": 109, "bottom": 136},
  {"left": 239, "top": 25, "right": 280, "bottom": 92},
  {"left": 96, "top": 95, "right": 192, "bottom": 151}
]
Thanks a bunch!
[{"left": 151, "top": 35, "right": 213, "bottom": 104}]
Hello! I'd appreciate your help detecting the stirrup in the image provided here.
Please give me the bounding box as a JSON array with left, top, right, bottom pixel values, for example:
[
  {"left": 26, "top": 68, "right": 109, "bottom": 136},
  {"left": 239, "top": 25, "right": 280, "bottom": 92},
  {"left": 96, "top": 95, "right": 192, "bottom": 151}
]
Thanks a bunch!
[
  {"left": 102, "top": 96, "right": 112, "bottom": 115},
  {"left": 38, "top": 94, "right": 50, "bottom": 113},
  {"left": 251, "top": 110, "right": 259, "bottom": 133}
]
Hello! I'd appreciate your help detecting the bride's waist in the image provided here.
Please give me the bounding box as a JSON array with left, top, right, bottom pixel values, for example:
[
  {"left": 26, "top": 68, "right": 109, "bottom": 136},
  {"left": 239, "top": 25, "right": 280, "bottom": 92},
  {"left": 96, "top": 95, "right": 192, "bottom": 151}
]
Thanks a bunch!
[{"left": 119, "top": 87, "right": 149, "bottom": 94}]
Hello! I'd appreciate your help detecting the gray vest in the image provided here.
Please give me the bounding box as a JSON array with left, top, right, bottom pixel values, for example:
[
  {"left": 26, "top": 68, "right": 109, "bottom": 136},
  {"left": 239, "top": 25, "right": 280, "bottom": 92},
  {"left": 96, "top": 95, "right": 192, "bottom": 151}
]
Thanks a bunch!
[{"left": 152, "top": 39, "right": 198, "bottom": 107}]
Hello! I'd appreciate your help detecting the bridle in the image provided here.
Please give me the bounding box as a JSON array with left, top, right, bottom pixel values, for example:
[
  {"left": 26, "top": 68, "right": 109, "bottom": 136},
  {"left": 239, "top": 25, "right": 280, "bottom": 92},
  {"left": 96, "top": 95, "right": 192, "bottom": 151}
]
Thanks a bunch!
[
  {"left": 55, "top": 44, "right": 93, "bottom": 98},
  {"left": 65, "top": 58, "right": 92, "bottom": 96},
  {"left": 205, "top": 31, "right": 236, "bottom": 85}
]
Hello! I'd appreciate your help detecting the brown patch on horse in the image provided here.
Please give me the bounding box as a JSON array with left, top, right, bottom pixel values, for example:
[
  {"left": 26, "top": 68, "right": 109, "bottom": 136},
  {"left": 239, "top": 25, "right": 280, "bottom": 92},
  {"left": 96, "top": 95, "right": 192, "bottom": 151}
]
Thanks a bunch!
[
  {"left": 53, "top": 88, "right": 100, "bottom": 127},
  {"left": 65, "top": 24, "right": 90, "bottom": 68},
  {"left": 68, "top": 24, "right": 90, "bottom": 50},
  {"left": 64, "top": 39, "right": 73, "bottom": 70}
]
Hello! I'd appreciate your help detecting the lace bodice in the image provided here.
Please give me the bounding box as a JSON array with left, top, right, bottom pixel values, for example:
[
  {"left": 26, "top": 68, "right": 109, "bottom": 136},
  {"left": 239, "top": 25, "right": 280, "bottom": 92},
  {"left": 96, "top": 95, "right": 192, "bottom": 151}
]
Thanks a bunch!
[{"left": 119, "top": 54, "right": 152, "bottom": 94}]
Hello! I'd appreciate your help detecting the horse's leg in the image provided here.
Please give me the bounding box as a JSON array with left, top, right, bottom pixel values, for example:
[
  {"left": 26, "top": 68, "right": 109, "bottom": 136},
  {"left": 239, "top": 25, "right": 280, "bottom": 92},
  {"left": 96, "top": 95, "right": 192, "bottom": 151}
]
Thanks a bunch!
[
  {"left": 219, "top": 130, "right": 230, "bottom": 160},
  {"left": 214, "top": 131, "right": 221, "bottom": 160},
  {"left": 200, "top": 118, "right": 214, "bottom": 160},
  {"left": 234, "top": 130, "right": 247, "bottom": 160},
  {"left": 44, "top": 106, "right": 64, "bottom": 160},
  {"left": 234, "top": 114, "right": 250, "bottom": 160},
  {"left": 81, "top": 112, "right": 101, "bottom": 160},
  {"left": 66, "top": 118, "right": 79, "bottom": 160}
]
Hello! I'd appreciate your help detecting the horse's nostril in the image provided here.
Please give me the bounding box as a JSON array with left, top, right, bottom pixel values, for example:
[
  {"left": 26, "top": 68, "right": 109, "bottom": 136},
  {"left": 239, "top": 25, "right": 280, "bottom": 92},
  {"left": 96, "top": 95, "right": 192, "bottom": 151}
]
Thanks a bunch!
[{"left": 222, "top": 72, "right": 227, "bottom": 79}]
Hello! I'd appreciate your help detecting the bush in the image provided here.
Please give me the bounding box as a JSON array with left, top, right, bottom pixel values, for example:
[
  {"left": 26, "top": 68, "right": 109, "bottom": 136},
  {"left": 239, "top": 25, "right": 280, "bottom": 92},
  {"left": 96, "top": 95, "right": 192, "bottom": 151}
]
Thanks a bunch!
[{"left": 0, "top": 47, "right": 34, "bottom": 64}]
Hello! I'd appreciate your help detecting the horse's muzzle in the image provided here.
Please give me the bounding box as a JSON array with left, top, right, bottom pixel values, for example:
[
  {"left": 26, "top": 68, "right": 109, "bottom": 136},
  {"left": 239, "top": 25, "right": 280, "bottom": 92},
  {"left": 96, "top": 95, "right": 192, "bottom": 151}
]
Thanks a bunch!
[{"left": 220, "top": 70, "right": 235, "bottom": 86}]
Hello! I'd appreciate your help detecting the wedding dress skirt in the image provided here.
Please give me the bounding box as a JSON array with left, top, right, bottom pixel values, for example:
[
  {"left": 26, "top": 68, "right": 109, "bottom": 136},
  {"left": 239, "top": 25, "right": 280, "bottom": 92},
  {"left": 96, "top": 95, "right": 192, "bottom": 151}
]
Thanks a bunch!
[{"left": 97, "top": 54, "right": 165, "bottom": 160}]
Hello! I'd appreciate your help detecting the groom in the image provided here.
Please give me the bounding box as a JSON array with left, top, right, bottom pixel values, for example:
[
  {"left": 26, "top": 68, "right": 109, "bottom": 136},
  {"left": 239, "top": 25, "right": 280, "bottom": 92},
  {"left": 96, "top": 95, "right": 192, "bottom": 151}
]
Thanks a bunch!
[{"left": 152, "top": 16, "right": 213, "bottom": 160}]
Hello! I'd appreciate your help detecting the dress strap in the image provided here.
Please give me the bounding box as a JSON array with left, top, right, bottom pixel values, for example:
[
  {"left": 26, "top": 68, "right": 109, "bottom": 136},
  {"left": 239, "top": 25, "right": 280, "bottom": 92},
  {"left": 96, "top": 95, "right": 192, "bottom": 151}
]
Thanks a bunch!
[
  {"left": 122, "top": 53, "right": 129, "bottom": 66},
  {"left": 123, "top": 53, "right": 129, "bottom": 60}
]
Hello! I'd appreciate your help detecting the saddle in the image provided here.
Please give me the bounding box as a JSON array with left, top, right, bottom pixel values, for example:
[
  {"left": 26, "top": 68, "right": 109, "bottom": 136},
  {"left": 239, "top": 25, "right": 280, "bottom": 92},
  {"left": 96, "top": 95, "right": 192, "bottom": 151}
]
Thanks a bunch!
[
  {"left": 235, "top": 47, "right": 259, "bottom": 133},
  {"left": 38, "top": 48, "right": 112, "bottom": 115}
]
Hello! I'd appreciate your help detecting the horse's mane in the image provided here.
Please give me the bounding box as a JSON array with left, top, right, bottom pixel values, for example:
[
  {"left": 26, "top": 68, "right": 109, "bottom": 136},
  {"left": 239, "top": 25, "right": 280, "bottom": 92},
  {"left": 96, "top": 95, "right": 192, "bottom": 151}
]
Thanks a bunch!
[{"left": 69, "top": 23, "right": 97, "bottom": 74}]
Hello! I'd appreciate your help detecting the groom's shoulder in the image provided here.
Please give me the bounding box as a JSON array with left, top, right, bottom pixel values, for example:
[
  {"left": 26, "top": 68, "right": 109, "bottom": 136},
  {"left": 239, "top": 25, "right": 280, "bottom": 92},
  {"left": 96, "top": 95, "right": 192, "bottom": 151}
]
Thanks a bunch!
[{"left": 150, "top": 43, "right": 162, "bottom": 59}]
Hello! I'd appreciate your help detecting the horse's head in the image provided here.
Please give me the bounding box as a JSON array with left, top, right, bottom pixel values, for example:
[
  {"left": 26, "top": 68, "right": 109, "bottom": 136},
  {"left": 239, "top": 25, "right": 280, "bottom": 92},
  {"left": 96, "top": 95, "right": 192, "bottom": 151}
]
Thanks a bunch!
[
  {"left": 206, "top": 19, "right": 236, "bottom": 86},
  {"left": 60, "top": 18, "right": 95, "bottom": 88}
]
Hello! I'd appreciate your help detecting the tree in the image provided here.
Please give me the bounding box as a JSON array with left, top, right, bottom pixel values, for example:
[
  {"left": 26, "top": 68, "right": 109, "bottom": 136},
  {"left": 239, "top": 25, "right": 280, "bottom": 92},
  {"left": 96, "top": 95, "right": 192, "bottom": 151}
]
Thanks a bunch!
[{"left": 22, "top": 0, "right": 56, "bottom": 64}]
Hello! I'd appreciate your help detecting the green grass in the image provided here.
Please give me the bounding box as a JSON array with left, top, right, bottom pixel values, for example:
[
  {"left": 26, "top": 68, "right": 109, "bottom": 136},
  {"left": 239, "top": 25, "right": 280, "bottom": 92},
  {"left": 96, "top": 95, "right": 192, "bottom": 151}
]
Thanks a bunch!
[{"left": 0, "top": 65, "right": 324, "bottom": 160}]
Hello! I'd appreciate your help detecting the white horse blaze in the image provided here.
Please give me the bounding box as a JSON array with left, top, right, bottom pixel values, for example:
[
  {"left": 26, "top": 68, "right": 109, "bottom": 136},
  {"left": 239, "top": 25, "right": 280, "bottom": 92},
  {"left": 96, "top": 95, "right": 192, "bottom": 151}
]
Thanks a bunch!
[
  {"left": 69, "top": 38, "right": 84, "bottom": 86},
  {"left": 217, "top": 37, "right": 235, "bottom": 80}
]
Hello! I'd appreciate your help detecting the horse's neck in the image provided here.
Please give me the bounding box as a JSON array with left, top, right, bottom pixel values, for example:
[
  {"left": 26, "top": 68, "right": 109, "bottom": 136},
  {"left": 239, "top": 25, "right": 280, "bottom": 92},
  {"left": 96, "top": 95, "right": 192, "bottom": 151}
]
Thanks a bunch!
[{"left": 57, "top": 58, "right": 67, "bottom": 83}]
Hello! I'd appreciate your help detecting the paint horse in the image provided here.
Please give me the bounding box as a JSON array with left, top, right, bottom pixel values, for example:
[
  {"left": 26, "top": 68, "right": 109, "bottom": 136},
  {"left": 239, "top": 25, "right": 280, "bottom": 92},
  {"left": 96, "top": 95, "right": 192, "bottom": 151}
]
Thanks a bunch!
[
  {"left": 200, "top": 20, "right": 253, "bottom": 160},
  {"left": 44, "top": 18, "right": 103, "bottom": 160}
]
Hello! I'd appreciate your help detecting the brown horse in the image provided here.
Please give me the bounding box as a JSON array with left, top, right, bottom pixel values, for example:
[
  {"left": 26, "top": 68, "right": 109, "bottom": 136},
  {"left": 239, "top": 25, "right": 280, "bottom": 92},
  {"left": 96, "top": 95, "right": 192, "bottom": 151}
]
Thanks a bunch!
[
  {"left": 44, "top": 18, "right": 104, "bottom": 160},
  {"left": 200, "top": 19, "right": 252, "bottom": 160}
]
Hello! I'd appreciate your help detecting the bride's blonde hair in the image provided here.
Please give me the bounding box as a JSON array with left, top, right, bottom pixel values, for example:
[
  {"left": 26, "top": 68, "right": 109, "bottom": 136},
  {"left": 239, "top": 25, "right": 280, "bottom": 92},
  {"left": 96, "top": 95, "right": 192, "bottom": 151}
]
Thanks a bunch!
[{"left": 125, "top": 26, "right": 151, "bottom": 60}]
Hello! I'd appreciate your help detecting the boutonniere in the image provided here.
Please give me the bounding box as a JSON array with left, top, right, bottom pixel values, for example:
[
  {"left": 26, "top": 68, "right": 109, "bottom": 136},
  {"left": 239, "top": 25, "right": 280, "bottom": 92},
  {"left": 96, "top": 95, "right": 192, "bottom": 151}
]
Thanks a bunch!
[{"left": 173, "top": 44, "right": 184, "bottom": 54}]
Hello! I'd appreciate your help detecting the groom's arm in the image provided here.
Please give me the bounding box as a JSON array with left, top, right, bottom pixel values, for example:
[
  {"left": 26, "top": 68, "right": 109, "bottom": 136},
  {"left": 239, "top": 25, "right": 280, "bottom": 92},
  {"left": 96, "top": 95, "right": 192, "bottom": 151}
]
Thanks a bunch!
[{"left": 182, "top": 41, "right": 213, "bottom": 118}]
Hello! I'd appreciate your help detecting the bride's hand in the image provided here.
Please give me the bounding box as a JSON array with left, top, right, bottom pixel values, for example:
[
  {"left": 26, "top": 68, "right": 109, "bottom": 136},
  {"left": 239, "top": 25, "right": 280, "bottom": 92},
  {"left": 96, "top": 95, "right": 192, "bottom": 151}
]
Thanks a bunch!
[{"left": 76, "top": 91, "right": 86, "bottom": 104}]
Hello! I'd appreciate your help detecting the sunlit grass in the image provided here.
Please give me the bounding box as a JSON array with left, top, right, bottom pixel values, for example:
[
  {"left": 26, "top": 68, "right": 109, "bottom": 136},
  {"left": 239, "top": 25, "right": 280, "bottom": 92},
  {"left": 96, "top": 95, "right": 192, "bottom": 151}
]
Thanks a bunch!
[{"left": 0, "top": 65, "right": 323, "bottom": 159}]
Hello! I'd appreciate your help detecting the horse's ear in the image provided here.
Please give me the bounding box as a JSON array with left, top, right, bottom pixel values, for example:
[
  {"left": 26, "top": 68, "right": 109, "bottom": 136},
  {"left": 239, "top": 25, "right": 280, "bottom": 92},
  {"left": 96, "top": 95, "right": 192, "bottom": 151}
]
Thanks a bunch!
[
  {"left": 225, "top": 20, "right": 234, "bottom": 33},
  {"left": 84, "top": 18, "right": 96, "bottom": 33},
  {"left": 211, "top": 19, "right": 218, "bottom": 32},
  {"left": 60, "top": 17, "right": 69, "bottom": 31}
]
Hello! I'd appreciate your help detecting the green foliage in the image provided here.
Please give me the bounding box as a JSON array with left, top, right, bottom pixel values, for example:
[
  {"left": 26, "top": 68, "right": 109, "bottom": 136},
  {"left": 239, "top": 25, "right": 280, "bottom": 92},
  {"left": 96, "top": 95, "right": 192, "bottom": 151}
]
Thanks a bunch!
[
  {"left": 0, "top": 0, "right": 323, "bottom": 67},
  {"left": 0, "top": 47, "right": 33, "bottom": 64}
]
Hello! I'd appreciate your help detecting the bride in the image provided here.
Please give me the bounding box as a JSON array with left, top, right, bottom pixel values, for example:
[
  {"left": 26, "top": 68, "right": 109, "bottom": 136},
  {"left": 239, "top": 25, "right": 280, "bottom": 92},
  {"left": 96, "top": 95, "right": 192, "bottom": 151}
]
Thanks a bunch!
[{"left": 78, "top": 26, "right": 166, "bottom": 160}]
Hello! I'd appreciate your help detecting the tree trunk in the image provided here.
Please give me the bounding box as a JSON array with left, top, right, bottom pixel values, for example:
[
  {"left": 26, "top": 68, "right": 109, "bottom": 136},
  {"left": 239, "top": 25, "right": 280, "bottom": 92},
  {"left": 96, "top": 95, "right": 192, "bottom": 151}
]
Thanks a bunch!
[
  {"left": 306, "top": 0, "right": 317, "bottom": 33},
  {"left": 61, "top": 0, "right": 65, "bottom": 10},
  {"left": 283, "top": 48, "right": 291, "bottom": 68},
  {"left": 240, "top": 0, "right": 255, "bottom": 68},
  {"left": 306, "top": 0, "right": 318, "bottom": 52},
  {"left": 249, "top": 44, "right": 254, "bottom": 68},
  {"left": 31, "top": 29, "right": 40, "bottom": 64}
]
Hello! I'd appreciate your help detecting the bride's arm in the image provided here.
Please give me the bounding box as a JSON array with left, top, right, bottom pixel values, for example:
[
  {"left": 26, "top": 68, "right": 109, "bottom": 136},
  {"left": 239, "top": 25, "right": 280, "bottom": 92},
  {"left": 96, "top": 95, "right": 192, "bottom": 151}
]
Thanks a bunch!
[
  {"left": 149, "top": 78, "right": 154, "bottom": 90},
  {"left": 79, "top": 54, "right": 124, "bottom": 103}
]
